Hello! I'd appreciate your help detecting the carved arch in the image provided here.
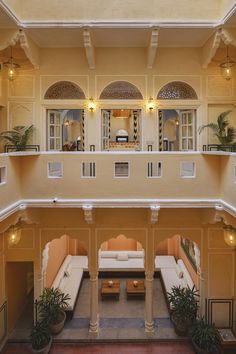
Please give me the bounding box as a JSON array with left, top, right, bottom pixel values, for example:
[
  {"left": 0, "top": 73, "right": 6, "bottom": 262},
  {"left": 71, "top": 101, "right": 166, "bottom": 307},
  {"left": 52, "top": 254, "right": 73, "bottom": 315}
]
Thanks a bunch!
[
  {"left": 157, "top": 81, "right": 198, "bottom": 99},
  {"left": 44, "top": 81, "right": 86, "bottom": 99},
  {"left": 99, "top": 81, "right": 143, "bottom": 99}
]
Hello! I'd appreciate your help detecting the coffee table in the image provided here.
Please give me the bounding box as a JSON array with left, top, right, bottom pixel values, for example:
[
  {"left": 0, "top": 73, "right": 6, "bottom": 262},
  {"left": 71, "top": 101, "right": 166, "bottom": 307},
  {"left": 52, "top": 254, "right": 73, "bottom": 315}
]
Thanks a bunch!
[
  {"left": 101, "top": 280, "right": 120, "bottom": 300},
  {"left": 126, "top": 279, "right": 145, "bottom": 299}
]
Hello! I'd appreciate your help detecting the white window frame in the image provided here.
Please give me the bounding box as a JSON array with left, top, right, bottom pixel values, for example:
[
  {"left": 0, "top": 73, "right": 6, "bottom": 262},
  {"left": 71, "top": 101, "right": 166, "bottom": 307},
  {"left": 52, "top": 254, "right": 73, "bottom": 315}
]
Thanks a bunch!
[
  {"left": 180, "top": 161, "right": 196, "bottom": 178},
  {"left": 147, "top": 162, "right": 162, "bottom": 178},
  {"left": 47, "top": 162, "right": 63, "bottom": 179},
  {"left": 114, "top": 161, "right": 130, "bottom": 178},
  {"left": 0, "top": 166, "right": 7, "bottom": 185},
  {"left": 81, "top": 162, "right": 96, "bottom": 178}
]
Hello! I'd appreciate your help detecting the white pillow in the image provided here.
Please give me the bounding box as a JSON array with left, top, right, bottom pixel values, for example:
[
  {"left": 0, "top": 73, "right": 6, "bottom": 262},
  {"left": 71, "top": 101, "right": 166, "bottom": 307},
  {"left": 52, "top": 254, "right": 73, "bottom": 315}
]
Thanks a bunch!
[
  {"left": 175, "top": 264, "right": 182, "bottom": 278},
  {"left": 117, "top": 253, "right": 129, "bottom": 261},
  {"left": 66, "top": 263, "right": 72, "bottom": 276},
  {"left": 100, "top": 251, "right": 118, "bottom": 258}
]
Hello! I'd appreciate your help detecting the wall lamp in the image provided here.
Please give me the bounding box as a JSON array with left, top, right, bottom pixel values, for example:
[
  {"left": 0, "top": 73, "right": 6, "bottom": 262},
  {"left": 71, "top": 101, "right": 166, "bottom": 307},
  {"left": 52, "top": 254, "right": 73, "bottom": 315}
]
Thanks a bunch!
[
  {"left": 88, "top": 97, "right": 96, "bottom": 112},
  {"left": 147, "top": 97, "right": 155, "bottom": 111},
  {"left": 223, "top": 224, "right": 236, "bottom": 247},
  {"left": 7, "top": 225, "right": 21, "bottom": 246}
]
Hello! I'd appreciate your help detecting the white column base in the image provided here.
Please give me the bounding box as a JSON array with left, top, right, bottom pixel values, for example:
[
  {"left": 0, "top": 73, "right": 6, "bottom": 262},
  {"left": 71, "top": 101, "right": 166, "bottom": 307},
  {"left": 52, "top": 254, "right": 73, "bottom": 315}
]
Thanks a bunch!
[
  {"left": 145, "top": 320, "right": 154, "bottom": 333},
  {"left": 89, "top": 315, "right": 99, "bottom": 333}
]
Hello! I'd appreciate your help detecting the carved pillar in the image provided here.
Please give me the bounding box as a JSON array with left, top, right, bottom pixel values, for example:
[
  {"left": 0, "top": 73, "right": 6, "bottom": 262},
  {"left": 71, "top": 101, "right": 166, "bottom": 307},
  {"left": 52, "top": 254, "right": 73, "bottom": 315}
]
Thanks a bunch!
[
  {"left": 144, "top": 225, "right": 155, "bottom": 333},
  {"left": 89, "top": 270, "right": 99, "bottom": 333},
  {"left": 145, "top": 270, "right": 154, "bottom": 333},
  {"left": 89, "top": 226, "right": 99, "bottom": 333}
]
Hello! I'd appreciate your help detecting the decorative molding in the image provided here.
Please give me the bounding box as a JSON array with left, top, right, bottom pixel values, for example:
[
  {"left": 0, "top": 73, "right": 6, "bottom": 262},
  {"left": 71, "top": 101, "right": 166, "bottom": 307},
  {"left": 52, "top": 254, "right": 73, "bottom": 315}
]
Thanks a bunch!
[
  {"left": 202, "top": 29, "right": 221, "bottom": 69},
  {"left": 147, "top": 28, "right": 158, "bottom": 69},
  {"left": 149, "top": 205, "right": 160, "bottom": 224},
  {"left": 83, "top": 29, "right": 95, "bottom": 69},
  {"left": 0, "top": 199, "right": 236, "bottom": 223},
  {"left": 82, "top": 204, "right": 94, "bottom": 224}
]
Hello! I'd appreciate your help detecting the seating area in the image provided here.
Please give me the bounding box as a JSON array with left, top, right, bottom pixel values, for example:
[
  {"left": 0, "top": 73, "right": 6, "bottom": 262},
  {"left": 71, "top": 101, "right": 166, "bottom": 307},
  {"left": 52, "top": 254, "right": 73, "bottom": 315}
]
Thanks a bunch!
[
  {"left": 155, "top": 255, "right": 195, "bottom": 308},
  {"left": 51, "top": 255, "right": 88, "bottom": 317},
  {"left": 99, "top": 250, "right": 145, "bottom": 270}
]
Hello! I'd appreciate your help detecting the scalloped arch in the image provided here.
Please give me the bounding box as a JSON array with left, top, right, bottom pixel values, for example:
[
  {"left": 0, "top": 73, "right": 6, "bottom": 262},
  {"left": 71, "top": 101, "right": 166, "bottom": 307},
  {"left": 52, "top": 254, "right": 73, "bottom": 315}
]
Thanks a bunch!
[
  {"left": 100, "top": 81, "right": 143, "bottom": 99},
  {"left": 157, "top": 81, "right": 198, "bottom": 99},
  {"left": 44, "top": 81, "right": 86, "bottom": 99}
]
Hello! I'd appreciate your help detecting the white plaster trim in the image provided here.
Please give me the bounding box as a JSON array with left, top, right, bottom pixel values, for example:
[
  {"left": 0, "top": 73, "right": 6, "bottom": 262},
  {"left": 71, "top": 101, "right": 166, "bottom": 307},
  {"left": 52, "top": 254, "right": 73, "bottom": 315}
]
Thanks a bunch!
[{"left": 0, "top": 198, "right": 235, "bottom": 222}]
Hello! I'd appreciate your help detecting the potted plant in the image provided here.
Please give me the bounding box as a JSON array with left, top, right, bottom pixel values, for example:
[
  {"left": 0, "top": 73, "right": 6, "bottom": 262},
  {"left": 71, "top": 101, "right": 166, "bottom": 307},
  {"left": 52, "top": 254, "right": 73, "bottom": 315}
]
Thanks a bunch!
[
  {"left": 167, "top": 285, "right": 199, "bottom": 336},
  {"left": 191, "top": 317, "right": 220, "bottom": 354},
  {"left": 37, "top": 287, "right": 70, "bottom": 334},
  {"left": 198, "top": 111, "right": 236, "bottom": 146},
  {"left": 31, "top": 320, "right": 52, "bottom": 354},
  {"left": 0, "top": 125, "right": 34, "bottom": 151}
]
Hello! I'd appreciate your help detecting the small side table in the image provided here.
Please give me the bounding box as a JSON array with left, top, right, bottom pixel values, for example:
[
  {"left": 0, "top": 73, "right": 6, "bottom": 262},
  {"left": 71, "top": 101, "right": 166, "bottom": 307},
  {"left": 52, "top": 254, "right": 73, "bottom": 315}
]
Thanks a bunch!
[{"left": 217, "top": 328, "right": 236, "bottom": 354}]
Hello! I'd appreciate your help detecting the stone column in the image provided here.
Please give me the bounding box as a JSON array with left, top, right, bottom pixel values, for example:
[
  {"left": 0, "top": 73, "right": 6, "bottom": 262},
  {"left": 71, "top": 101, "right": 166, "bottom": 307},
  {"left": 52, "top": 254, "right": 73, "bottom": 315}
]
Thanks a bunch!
[
  {"left": 89, "top": 271, "right": 99, "bottom": 333},
  {"left": 88, "top": 226, "right": 99, "bottom": 333},
  {"left": 145, "top": 270, "right": 154, "bottom": 333}
]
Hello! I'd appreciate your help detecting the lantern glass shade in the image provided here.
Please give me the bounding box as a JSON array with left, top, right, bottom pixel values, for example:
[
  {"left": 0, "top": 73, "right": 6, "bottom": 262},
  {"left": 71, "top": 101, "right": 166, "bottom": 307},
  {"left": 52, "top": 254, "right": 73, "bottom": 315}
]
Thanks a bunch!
[
  {"left": 147, "top": 97, "right": 155, "bottom": 111},
  {"left": 223, "top": 226, "right": 236, "bottom": 247},
  {"left": 7, "top": 227, "right": 21, "bottom": 246},
  {"left": 220, "top": 46, "right": 235, "bottom": 81}
]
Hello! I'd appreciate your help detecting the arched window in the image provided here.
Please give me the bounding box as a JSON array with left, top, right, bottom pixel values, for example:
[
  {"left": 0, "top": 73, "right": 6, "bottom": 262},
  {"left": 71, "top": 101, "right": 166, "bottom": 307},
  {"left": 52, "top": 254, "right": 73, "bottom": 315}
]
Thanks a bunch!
[
  {"left": 157, "top": 81, "right": 198, "bottom": 100},
  {"left": 100, "top": 81, "right": 143, "bottom": 99},
  {"left": 44, "top": 81, "right": 86, "bottom": 99}
]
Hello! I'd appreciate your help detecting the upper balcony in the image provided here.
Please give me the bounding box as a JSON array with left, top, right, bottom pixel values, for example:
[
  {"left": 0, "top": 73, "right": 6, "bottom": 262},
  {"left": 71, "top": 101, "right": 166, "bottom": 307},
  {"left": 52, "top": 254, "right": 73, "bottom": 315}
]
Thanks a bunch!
[{"left": 0, "top": 151, "right": 235, "bottom": 221}]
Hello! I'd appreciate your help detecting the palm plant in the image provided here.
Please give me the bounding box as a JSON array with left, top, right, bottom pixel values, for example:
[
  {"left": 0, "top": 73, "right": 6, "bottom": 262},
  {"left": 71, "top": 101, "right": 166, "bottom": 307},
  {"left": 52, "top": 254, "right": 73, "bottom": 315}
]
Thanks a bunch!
[
  {"left": 37, "top": 287, "right": 70, "bottom": 327},
  {"left": 168, "top": 285, "right": 199, "bottom": 336},
  {"left": 0, "top": 125, "right": 34, "bottom": 150},
  {"left": 198, "top": 111, "right": 236, "bottom": 145},
  {"left": 191, "top": 317, "right": 220, "bottom": 353},
  {"left": 31, "top": 320, "right": 51, "bottom": 352}
]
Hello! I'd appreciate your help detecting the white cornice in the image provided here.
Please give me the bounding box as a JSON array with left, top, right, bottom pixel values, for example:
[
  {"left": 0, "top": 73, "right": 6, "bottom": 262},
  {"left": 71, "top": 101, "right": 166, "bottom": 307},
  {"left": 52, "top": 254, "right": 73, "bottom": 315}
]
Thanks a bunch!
[
  {"left": 0, "top": 198, "right": 235, "bottom": 222},
  {"left": 1, "top": 0, "right": 236, "bottom": 29}
]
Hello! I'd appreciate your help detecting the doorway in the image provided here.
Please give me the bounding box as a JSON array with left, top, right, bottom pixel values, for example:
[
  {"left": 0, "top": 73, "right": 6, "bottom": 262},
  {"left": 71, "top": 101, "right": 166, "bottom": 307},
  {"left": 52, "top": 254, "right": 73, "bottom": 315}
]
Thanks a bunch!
[
  {"left": 101, "top": 109, "right": 142, "bottom": 151},
  {"left": 6, "top": 262, "right": 34, "bottom": 338},
  {"left": 47, "top": 109, "right": 84, "bottom": 151},
  {"left": 159, "top": 109, "right": 196, "bottom": 151}
]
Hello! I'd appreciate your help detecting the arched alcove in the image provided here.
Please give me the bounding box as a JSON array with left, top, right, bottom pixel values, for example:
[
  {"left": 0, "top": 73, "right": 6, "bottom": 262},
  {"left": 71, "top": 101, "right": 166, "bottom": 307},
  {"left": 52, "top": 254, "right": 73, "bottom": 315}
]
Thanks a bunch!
[
  {"left": 99, "top": 81, "right": 143, "bottom": 99},
  {"left": 157, "top": 81, "right": 198, "bottom": 99},
  {"left": 41, "top": 234, "right": 88, "bottom": 288},
  {"left": 44, "top": 81, "right": 86, "bottom": 99}
]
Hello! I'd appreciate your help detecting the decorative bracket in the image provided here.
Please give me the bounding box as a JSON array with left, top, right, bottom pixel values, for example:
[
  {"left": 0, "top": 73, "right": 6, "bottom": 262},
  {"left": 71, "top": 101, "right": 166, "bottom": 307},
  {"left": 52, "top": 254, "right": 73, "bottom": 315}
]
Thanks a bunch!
[
  {"left": 82, "top": 204, "right": 94, "bottom": 224},
  {"left": 149, "top": 205, "right": 160, "bottom": 224},
  {"left": 83, "top": 29, "right": 95, "bottom": 69},
  {"left": 147, "top": 28, "right": 159, "bottom": 69}
]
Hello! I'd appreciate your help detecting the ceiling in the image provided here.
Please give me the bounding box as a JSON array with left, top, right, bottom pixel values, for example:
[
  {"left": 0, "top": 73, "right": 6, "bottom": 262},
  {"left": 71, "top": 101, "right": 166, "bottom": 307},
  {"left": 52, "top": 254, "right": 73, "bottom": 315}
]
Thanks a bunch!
[{"left": 0, "top": 3, "right": 235, "bottom": 49}]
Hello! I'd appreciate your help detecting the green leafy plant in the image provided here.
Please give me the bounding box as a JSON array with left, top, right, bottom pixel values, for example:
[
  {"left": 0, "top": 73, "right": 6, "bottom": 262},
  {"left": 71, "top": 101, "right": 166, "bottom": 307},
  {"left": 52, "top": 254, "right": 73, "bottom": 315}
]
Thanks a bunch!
[
  {"left": 168, "top": 285, "right": 199, "bottom": 336},
  {"left": 198, "top": 111, "right": 236, "bottom": 145},
  {"left": 0, "top": 125, "right": 34, "bottom": 150},
  {"left": 191, "top": 317, "right": 220, "bottom": 353},
  {"left": 37, "top": 287, "right": 70, "bottom": 326},
  {"left": 30, "top": 320, "right": 51, "bottom": 351}
]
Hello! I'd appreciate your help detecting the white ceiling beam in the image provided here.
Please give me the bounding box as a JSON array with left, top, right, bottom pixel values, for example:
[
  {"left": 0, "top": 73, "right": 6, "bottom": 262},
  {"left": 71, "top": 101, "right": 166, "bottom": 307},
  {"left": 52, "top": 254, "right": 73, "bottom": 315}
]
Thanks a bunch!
[
  {"left": 83, "top": 29, "right": 95, "bottom": 69},
  {"left": 221, "top": 28, "right": 236, "bottom": 46},
  {"left": 147, "top": 28, "right": 159, "bottom": 69}
]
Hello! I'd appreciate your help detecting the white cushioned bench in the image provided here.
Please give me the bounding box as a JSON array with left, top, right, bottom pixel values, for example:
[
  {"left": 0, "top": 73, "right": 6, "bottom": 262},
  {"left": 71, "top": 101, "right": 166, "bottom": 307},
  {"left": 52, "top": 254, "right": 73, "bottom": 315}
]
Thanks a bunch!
[
  {"left": 51, "top": 255, "right": 88, "bottom": 317},
  {"left": 99, "top": 250, "right": 144, "bottom": 271},
  {"left": 155, "top": 255, "right": 195, "bottom": 310}
]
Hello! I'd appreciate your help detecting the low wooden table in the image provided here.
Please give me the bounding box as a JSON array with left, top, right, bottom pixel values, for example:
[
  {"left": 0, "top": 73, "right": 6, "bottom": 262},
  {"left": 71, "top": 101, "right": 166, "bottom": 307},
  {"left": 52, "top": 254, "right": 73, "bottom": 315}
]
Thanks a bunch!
[
  {"left": 101, "top": 280, "right": 120, "bottom": 300},
  {"left": 126, "top": 279, "right": 145, "bottom": 299}
]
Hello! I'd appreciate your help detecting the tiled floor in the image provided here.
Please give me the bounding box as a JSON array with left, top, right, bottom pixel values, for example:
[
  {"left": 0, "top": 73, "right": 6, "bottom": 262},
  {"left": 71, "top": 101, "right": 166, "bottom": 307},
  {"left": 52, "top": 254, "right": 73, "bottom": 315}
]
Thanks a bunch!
[
  {"left": 9, "top": 277, "right": 175, "bottom": 342},
  {"left": 2, "top": 342, "right": 196, "bottom": 354}
]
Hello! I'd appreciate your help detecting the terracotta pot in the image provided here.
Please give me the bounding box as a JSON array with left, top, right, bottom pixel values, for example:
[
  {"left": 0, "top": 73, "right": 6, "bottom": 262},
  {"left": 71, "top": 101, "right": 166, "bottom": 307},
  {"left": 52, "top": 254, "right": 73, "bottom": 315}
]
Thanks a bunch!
[
  {"left": 50, "top": 310, "right": 66, "bottom": 334},
  {"left": 32, "top": 335, "right": 52, "bottom": 354}
]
